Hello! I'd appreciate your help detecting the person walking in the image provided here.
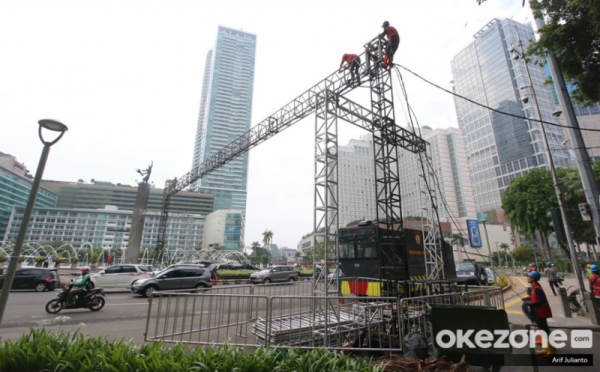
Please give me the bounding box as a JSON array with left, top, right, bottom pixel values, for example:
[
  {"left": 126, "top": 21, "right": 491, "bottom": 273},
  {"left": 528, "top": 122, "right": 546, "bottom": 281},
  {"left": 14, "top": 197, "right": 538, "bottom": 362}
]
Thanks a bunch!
[
  {"left": 586, "top": 263, "right": 593, "bottom": 277},
  {"left": 379, "top": 21, "right": 400, "bottom": 68},
  {"left": 211, "top": 265, "right": 219, "bottom": 281},
  {"left": 107, "top": 254, "right": 113, "bottom": 266},
  {"left": 544, "top": 262, "right": 560, "bottom": 296},
  {"left": 521, "top": 271, "right": 555, "bottom": 356},
  {"left": 339, "top": 53, "right": 361, "bottom": 85},
  {"left": 588, "top": 264, "right": 600, "bottom": 298}
]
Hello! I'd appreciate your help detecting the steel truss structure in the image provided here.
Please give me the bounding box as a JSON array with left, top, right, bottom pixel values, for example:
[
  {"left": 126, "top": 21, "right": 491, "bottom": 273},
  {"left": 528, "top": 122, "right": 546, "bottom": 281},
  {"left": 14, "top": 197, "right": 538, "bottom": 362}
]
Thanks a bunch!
[{"left": 155, "top": 37, "right": 445, "bottom": 281}]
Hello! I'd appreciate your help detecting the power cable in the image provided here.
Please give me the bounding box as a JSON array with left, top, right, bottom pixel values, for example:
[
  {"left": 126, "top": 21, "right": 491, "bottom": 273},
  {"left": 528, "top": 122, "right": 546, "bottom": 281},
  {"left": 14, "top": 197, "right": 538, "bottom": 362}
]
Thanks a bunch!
[{"left": 397, "top": 64, "right": 600, "bottom": 134}]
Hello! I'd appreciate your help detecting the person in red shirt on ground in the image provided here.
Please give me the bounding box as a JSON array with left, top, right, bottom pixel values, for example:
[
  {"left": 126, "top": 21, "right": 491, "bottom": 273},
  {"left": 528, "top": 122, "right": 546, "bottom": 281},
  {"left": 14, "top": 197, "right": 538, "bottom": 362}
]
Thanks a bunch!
[
  {"left": 379, "top": 21, "right": 400, "bottom": 68},
  {"left": 339, "top": 53, "right": 361, "bottom": 85},
  {"left": 588, "top": 264, "right": 600, "bottom": 298},
  {"left": 521, "top": 271, "right": 555, "bottom": 356}
]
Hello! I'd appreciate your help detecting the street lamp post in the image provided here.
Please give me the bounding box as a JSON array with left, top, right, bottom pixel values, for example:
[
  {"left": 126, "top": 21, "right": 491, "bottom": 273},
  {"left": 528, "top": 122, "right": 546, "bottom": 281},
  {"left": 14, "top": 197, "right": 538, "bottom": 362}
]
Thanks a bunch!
[
  {"left": 0, "top": 119, "right": 68, "bottom": 325},
  {"left": 480, "top": 219, "right": 493, "bottom": 268},
  {"left": 510, "top": 26, "right": 588, "bottom": 309}
]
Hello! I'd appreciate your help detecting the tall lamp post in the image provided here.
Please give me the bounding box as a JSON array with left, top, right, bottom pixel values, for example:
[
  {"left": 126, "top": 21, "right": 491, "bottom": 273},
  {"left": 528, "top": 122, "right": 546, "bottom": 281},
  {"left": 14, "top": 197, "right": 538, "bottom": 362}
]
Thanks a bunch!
[
  {"left": 480, "top": 219, "right": 493, "bottom": 268},
  {"left": 509, "top": 26, "right": 587, "bottom": 309},
  {"left": 0, "top": 119, "right": 68, "bottom": 325}
]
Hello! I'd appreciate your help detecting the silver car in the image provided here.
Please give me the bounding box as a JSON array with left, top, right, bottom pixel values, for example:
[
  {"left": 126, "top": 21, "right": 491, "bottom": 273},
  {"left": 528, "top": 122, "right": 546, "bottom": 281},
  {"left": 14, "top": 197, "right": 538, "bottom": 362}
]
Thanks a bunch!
[
  {"left": 91, "top": 264, "right": 154, "bottom": 289},
  {"left": 249, "top": 266, "right": 298, "bottom": 284}
]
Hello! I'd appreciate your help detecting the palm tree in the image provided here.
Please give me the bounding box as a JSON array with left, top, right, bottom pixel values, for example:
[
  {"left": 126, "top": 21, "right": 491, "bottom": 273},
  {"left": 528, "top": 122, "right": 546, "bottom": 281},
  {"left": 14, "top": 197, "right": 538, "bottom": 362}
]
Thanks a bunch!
[
  {"left": 262, "top": 230, "right": 273, "bottom": 253},
  {"left": 499, "top": 242, "right": 511, "bottom": 269},
  {"left": 251, "top": 241, "right": 261, "bottom": 255}
]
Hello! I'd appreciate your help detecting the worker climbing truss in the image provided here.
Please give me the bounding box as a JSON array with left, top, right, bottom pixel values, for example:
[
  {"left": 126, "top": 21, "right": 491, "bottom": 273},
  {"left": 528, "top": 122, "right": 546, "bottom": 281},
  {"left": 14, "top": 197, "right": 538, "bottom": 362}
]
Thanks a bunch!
[{"left": 154, "top": 36, "right": 446, "bottom": 284}]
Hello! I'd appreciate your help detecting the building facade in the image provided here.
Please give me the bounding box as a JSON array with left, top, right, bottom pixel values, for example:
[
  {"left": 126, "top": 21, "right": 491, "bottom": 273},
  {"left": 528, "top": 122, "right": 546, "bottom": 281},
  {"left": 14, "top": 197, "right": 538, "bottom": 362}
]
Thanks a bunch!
[
  {"left": 191, "top": 26, "right": 257, "bottom": 215},
  {"left": 3, "top": 205, "right": 204, "bottom": 251},
  {"left": 41, "top": 180, "right": 213, "bottom": 215},
  {"left": 451, "top": 18, "right": 570, "bottom": 214},
  {"left": 201, "top": 209, "right": 244, "bottom": 251},
  {"left": 338, "top": 134, "right": 377, "bottom": 227},
  {"left": 0, "top": 152, "right": 57, "bottom": 239}
]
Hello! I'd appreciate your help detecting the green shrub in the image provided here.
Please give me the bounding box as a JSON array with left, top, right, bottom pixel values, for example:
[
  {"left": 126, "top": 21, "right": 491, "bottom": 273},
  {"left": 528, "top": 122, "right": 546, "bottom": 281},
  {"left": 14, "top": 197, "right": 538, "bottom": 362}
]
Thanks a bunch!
[
  {"left": 218, "top": 269, "right": 259, "bottom": 278},
  {"left": 494, "top": 274, "right": 509, "bottom": 288},
  {"left": 0, "top": 329, "right": 382, "bottom": 372},
  {"left": 34, "top": 256, "right": 46, "bottom": 263},
  {"left": 18, "top": 256, "right": 26, "bottom": 262},
  {"left": 0, "top": 253, "right": 7, "bottom": 262}
]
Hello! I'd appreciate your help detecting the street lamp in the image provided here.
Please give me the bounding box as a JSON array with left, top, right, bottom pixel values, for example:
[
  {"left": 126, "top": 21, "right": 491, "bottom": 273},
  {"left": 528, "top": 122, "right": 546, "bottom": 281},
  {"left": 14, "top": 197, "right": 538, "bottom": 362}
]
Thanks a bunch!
[
  {"left": 0, "top": 119, "right": 68, "bottom": 325},
  {"left": 510, "top": 26, "right": 588, "bottom": 309},
  {"left": 479, "top": 219, "right": 493, "bottom": 268}
]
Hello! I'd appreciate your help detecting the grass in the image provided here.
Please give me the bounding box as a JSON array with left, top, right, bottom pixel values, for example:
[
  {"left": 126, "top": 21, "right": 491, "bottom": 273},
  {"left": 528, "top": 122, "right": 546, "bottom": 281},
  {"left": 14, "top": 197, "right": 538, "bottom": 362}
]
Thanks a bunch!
[{"left": 0, "top": 329, "right": 382, "bottom": 372}]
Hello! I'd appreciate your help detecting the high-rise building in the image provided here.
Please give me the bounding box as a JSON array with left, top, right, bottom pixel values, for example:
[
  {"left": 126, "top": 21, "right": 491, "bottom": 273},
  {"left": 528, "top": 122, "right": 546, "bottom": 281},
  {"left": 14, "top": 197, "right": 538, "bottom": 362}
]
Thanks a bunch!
[
  {"left": 191, "top": 26, "right": 257, "bottom": 215},
  {"left": 338, "top": 134, "right": 377, "bottom": 227},
  {"left": 0, "top": 152, "right": 57, "bottom": 239},
  {"left": 41, "top": 180, "right": 213, "bottom": 215},
  {"left": 201, "top": 209, "right": 244, "bottom": 251},
  {"left": 398, "top": 126, "right": 476, "bottom": 224},
  {"left": 451, "top": 18, "right": 570, "bottom": 214}
]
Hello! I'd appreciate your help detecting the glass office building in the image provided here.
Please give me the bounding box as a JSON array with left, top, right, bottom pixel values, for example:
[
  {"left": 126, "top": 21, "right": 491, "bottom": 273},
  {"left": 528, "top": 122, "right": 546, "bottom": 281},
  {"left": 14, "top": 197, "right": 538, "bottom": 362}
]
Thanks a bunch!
[
  {"left": 191, "top": 26, "right": 257, "bottom": 215},
  {"left": 451, "top": 18, "right": 570, "bottom": 213}
]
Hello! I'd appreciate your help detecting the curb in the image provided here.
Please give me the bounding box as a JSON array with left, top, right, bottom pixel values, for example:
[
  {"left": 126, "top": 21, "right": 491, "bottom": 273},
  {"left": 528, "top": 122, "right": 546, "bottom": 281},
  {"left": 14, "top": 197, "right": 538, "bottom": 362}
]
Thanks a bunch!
[{"left": 211, "top": 277, "right": 313, "bottom": 286}]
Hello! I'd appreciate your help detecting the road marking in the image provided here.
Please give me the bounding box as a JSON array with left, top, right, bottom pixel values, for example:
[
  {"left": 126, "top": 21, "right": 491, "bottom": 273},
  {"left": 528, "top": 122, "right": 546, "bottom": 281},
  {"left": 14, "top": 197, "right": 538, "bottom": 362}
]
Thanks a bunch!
[
  {"left": 107, "top": 303, "right": 148, "bottom": 306},
  {"left": 504, "top": 296, "right": 524, "bottom": 309},
  {"left": 506, "top": 310, "right": 523, "bottom": 315},
  {"left": 514, "top": 276, "right": 530, "bottom": 288}
]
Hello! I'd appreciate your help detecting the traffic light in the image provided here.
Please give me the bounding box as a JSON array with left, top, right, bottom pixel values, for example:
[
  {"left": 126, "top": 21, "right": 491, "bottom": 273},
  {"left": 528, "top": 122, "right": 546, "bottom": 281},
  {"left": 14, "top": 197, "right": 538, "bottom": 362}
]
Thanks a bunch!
[{"left": 549, "top": 208, "right": 567, "bottom": 243}]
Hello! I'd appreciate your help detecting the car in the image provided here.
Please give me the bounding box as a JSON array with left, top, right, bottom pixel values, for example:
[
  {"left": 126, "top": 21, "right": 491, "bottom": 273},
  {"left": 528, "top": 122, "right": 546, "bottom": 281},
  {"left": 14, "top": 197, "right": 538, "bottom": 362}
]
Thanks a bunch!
[
  {"left": 485, "top": 267, "right": 495, "bottom": 284},
  {"left": 249, "top": 265, "right": 298, "bottom": 284},
  {"left": 0, "top": 268, "right": 60, "bottom": 292},
  {"left": 131, "top": 266, "right": 212, "bottom": 297},
  {"left": 91, "top": 264, "right": 154, "bottom": 289},
  {"left": 455, "top": 262, "right": 486, "bottom": 285}
]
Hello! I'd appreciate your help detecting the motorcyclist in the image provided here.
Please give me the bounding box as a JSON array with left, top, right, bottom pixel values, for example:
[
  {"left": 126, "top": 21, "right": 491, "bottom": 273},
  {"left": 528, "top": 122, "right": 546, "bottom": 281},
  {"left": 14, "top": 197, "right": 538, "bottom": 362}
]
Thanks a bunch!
[{"left": 64, "top": 266, "right": 91, "bottom": 308}]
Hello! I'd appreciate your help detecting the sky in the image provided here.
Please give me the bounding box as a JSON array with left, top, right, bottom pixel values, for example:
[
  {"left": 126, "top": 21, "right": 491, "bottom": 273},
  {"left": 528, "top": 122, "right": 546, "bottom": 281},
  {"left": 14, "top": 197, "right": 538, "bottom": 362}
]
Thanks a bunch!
[{"left": 0, "top": 0, "right": 533, "bottom": 250}]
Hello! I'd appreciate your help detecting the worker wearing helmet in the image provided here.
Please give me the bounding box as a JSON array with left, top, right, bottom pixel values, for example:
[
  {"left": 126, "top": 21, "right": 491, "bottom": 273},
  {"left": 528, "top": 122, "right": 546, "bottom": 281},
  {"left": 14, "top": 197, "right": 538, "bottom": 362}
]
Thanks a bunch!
[
  {"left": 65, "top": 266, "right": 91, "bottom": 308},
  {"left": 588, "top": 264, "right": 600, "bottom": 298},
  {"left": 379, "top": 21, "right": 400, "bottom": 68},
  {"left": 521, "top": 271, "right": 554, "bottom": 355},
  {"left": 529, "top": 262, "right": 537, "bottom": 272},
  {"left": 339, "top": 53, "right": 362, "bottom": 85},
  {"left": 544, "top": 262, "right": 559, "bottom": 296},
  {"left": 586, "top": 263, "right": 593, "bottom": 277}
]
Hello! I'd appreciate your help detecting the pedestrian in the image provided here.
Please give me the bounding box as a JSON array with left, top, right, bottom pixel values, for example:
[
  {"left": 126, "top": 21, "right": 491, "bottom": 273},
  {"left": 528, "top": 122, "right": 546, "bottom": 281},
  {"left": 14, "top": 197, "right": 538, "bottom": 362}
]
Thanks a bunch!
[
  {"left": 339, "top": 53, "right": 361, "bottom": 84},
  {"left": 107, "top": 254, "right": 113, "bottom": 266},
  {"left": 521, "top": 271, "right": 555, "bottom": 356},
  {"left": 529, "top": 262, "right": 537, "bottom": 272},
  {"left": 544, "top": 262, "right": 559, "bottom": 296},
  {"left": 211, "top": 265, "right": 219, "bottom": 281},
  {"left": 588, "top": 264, "right": 600, "bottom": 298},
  {"left": 379, "top": 21, "right": 400, "bottom": 68},
  {"left": 586, "top": 263, "right": 593, "bottom": 277}
]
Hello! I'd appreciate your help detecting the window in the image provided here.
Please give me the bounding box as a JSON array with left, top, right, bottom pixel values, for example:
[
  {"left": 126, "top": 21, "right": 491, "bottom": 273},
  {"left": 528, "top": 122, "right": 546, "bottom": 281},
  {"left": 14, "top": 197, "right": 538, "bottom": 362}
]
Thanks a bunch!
[
  {"left": 340, "top": 243, "right": 355, "bottom": 259},
  {"left": 104, "top": 267, "right": 122, "bottom": 274},
  {"left": 356, "top": 242, "right": 377, "bottom": 258},
  {"left": 121, "top": 266, "right": 137, "bottom": 274},
  {"left": 179, "top": 269, "right": 198, "bottom": 277}
]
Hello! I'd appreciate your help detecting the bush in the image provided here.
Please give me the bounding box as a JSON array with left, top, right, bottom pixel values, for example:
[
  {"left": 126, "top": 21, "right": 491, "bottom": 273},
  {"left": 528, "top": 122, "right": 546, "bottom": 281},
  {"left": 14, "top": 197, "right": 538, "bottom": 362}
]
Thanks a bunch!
[
  {"left": 52, "top": 254, "right": 65, "bottom": 262},
  {"left": 90, "top": 253, "right": 99, "bottom": 263},
  {"left": 70, "top": 256, "right": 79, "bottom": 263},
  {"left": 0, "top": 329, "right": 381, "bottom": 372},
  {"left": 0, "top": 253, "right": 7, "bottom": 262},
  {"left": 218, "top": 269, "right": 259, "bottom": 278},
  {"left": 18, "top": 256, "right": 26, "bottom": 262},
  {"left": 34, "top": 256, "right": 46, "bottom": 263},
  {"left": 495, "top": 274, "right": 509, "bottom": 288}
]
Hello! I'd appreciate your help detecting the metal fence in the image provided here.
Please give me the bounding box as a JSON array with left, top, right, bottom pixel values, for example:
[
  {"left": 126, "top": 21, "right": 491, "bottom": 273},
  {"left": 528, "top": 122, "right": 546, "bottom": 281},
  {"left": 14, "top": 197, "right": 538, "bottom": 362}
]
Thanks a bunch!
[{"left": 144, "top": 281, "right": 505, "bottom": 353}]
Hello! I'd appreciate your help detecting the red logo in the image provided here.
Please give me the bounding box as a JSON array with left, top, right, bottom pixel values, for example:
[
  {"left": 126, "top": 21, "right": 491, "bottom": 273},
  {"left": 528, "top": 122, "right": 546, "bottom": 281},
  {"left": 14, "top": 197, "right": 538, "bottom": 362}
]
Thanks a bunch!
[{"left": 414, "top": 232, "right": 422, "bottom": 247}]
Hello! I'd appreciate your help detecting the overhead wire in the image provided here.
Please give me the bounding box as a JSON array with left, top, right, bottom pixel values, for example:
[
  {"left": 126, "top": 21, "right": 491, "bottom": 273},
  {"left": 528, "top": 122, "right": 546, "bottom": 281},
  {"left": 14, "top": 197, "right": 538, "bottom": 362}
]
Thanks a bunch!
[{"left": 391, "top": 64, "right": 529, "bottom": 300}]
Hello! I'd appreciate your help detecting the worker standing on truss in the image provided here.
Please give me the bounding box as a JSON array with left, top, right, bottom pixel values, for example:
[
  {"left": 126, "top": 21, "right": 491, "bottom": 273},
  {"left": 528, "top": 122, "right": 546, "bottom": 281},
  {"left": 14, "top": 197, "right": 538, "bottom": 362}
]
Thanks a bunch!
[
  {"left": 379, "top": 21, "right": 400, "bottom": 68},
  {"left": 339, "top": 53, "right": 361, "bottom": 85}
]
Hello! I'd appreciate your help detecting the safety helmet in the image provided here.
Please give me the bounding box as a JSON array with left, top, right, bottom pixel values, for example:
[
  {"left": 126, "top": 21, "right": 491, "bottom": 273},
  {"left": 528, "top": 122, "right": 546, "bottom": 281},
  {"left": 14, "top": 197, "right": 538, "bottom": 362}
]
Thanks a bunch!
[
  {"left": 591, "top": 264, "right": 599, "bottom": 272},
  {"left": 546, "top": 262, "right": 552, "bottom": 267},
  {"left": 587, "top": 264, "right": 591, "bottom": 268},
  {"left": 528, "top": 271, "right": 541, "bottom": 280},
  {"left": 338, "top": 262, "right": 343, "bottom": 268},
  {"left": 529, "top": 262, "right": 536, "bottom": 267},
  {"left": 382, "top": 21, "right": 390, "bottom": 27},
  {"left": 80, "top": 266, "right": 90, "bottom": 273}
]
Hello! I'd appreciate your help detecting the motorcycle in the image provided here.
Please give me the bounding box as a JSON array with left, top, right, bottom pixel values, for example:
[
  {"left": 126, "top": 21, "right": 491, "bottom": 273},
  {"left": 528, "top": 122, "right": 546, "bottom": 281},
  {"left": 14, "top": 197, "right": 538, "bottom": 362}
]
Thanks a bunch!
[{"left": 45, "top": 283, "right": 106, "bottom": 314}]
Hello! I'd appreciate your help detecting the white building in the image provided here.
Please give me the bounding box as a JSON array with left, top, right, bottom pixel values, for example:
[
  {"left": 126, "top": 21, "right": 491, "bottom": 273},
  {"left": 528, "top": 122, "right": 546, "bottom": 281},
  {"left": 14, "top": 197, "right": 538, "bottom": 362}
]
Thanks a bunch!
[
  {"left": 201, "top": 209, "right": 244, "bottom": 251},
  {"left": 3, "top": 205, "right": 204, "bottom": 251},
  {"left": 338, "top": 134, "right": 377, "bottom": 227}
]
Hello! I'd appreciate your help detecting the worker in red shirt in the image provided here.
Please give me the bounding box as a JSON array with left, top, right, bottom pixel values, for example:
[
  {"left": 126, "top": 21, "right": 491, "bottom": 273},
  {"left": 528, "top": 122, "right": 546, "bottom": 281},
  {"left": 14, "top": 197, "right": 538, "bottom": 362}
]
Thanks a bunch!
[
  {"left": 521, "top": 271, "right": 555, "bottom": 356},
  {"left": 588, "top": 264, "right": 600, "bottom": 298},
  {"left": 339, "top": 53, "right": 361, "bottom": 85},
  {"left": 379, "top": 21, "right": 400, "bottom": 68}
]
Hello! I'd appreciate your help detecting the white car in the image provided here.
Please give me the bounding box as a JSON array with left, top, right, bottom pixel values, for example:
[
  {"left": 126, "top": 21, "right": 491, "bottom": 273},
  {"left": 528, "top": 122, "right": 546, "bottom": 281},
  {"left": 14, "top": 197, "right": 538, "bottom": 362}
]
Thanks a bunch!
[
  {"left": 91, "top": 264, "right": 154, "bottom": 289},
  {"left": 485, "top": 267, "right": 495, "bottom": 284}
]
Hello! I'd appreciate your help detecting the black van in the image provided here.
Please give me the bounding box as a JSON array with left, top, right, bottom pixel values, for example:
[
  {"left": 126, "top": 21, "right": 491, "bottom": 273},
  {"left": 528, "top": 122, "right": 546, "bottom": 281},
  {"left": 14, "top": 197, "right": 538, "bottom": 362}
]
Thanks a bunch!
[{"left": 0, "top": 268, "right": 60, "bottom": 292}]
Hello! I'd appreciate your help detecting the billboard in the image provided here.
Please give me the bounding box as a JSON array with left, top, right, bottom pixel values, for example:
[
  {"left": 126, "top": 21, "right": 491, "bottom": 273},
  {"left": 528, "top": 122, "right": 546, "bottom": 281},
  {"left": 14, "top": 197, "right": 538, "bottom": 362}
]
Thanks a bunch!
[{"left": 466, "top": 219, "right": 482, "bottom": 248}]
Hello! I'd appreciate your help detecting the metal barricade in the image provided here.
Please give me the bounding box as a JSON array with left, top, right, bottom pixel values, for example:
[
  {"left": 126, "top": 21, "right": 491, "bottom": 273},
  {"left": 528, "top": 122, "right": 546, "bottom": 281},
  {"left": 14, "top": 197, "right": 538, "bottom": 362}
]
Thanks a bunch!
[{"left": 462, "top": 286, "right": 504, "bottom": 309}]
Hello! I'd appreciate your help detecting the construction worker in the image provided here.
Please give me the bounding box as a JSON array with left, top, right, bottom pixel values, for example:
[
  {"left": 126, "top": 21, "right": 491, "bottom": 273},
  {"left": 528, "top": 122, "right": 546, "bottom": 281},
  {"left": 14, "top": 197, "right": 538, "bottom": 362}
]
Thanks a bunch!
[
  {"left": 379, "top": 21, "right": 400, "bottom": 68},
  {"left": 586, "top": 263, "right": 593, "bottom": 277},
  {"left": 339, "top": 53, "right": 361, "bottom": 85},
  {"left": 544, "top": 262, "right": 560, "bottom": 296},
  {"left": 529, "top": 262, "right": 537, "bottom": 272},
  {"left": 588, "top": 264, "right": 600, "bottom": 298},
  {"left": 521, "top": 271, "right": 555, "bottom": 356}
]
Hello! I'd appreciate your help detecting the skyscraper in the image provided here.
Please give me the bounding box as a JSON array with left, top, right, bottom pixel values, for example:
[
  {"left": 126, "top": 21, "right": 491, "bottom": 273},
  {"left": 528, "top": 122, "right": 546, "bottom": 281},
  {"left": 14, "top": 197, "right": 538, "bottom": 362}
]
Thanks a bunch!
[
  {"left": 451, "top": 18, "right": 570, "bottom": 214},
  {"left": 191, "top": 26, "right": 257, "bottom": 215}
]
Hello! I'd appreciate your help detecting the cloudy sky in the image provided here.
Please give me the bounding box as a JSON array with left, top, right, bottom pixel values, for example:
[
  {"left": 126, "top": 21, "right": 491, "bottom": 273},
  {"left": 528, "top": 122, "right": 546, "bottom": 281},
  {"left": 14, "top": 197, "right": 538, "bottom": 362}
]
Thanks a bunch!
[{"left": 0, "top": 0, "right": 532, "bottom": 249}]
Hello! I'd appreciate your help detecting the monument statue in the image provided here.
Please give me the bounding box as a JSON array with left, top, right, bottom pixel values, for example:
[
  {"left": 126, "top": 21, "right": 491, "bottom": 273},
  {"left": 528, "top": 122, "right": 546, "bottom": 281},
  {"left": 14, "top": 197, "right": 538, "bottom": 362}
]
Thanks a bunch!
[{"left": 136, "top": 162, "right": 153, "bottom": 184}]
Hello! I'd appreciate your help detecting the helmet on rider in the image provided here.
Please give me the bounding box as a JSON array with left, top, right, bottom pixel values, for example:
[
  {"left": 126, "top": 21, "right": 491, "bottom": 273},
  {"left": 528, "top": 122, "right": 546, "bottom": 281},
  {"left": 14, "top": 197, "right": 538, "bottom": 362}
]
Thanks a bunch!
[
  {"left": 547, "top": 262, "right": 552, "bottom": 267},
  {"left": 528, "top": 271, "right": 541, "bottom": 281},
  {"left": 80, "top": 266, "right": 90, "bottom": 274},
  {"left": 529, "top": 262, "right": 536, "bottom": 267},
  {"left": 591, "top": 264, "right": 600, "bottom": 273},
  {"left": 587, "top": 264, "right": 591, "bottom": 268},
  {"left": 382, "top": 21, "right": 390, "bottom": 27}
]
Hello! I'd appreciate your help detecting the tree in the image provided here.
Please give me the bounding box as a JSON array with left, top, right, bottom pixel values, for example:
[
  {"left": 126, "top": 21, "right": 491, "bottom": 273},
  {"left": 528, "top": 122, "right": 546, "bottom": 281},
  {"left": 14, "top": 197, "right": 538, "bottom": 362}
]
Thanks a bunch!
[
  {"left": 250, "top": 241, "right": 261, "bottom": 255},
  {"left": 477, "top": 0, "right": 600, "bottom": 105},
  {"left": 262, "top": 230, "right": 273, "bottom": 252},
  {"left": 512, "top": 244, "right": 537, "bottom": 263}
]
